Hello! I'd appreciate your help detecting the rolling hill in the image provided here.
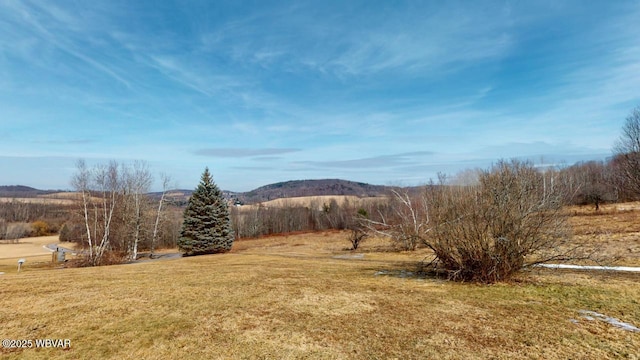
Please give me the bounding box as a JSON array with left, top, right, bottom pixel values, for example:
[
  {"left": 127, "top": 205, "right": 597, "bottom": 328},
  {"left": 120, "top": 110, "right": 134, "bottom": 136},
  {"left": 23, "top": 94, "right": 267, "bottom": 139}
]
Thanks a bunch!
[
  {"left": 1, "top": 179, "right": 417, "bottom": 205},
  {"left": 237, "top": 179, "right": 392, "bottom": 204},
  {"left": 0, "top": 185, "right": 55, "bottom": 197}
]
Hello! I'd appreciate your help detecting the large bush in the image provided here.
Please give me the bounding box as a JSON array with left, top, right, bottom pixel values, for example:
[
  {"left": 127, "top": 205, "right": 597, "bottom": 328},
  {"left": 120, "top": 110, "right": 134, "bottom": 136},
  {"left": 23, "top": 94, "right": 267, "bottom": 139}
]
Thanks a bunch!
[
  {"left": 423, "top": 160, "right": 572, "bottom": 282},
  {"left": 31, "top": 220, "right": 51, "bottom": 237}
]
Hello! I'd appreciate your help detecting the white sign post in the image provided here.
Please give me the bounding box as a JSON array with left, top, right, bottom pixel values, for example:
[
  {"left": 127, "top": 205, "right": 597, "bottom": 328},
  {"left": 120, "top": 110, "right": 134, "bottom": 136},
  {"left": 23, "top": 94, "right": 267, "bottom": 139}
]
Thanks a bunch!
[{"left": 17, "top": 258, "right": 25, "bottom": 272}]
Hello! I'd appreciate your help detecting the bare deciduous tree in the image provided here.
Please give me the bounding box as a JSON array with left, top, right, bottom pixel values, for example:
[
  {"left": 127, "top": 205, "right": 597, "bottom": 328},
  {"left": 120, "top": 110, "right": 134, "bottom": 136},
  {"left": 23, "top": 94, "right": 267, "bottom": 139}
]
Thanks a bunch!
[
  {"left": 71, "top": 160, "right": 121, "bottom": 265},
  {"left": 347, "top": 227, "right": 368, "bottom": 250},
  {"left": 122, "top": 161, "right": 153, "bottom": 261},
  {"left": 614, "top": 106, "right": 640, "bottom": 198},
  {"left": 362, "top": 189, "right": 430, "bottom": 251},
  {"left": 150, "top": 173, "right": 173, "bottom": 258},
  {"left": 569, "top": 161, "right": 617, "bottom": 210},
  {"left": 70, "top": 159, "right": 181, "bottom": 265}
]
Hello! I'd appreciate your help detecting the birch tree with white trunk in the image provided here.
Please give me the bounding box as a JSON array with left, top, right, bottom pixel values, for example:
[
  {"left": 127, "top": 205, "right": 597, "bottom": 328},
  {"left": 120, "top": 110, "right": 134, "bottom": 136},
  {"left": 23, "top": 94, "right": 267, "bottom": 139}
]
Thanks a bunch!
[
  {"left": 122, "top": 161, "right": 152, "bottom": 261},
  {"left": 150, "top": 173, "right": 173, "bottom": 258},
  {"left": 72, "top": 160, "right": 121, "bottom": 266}
]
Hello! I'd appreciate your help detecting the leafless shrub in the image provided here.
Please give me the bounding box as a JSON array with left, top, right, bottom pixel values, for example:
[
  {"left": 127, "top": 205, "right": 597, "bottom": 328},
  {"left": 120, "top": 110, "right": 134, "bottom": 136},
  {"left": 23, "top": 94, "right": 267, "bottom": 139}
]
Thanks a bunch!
[
  {"left": 347, "top": 210, "right": 369, "bottom": 250},
  {"left": 347, "top": 227, "right": 368, "bottom": 250},
  {"left": 423, "top": 160, "right": 581, "bottom": 282},
  {"left": 362, "top": 160, "right": 587, "bottom": 282},
  {"left": 346, "top": 207, "right": 369, "bottom": 250},
  {"left": 31, "top": 220, "right": 52, "bottom": 236}
]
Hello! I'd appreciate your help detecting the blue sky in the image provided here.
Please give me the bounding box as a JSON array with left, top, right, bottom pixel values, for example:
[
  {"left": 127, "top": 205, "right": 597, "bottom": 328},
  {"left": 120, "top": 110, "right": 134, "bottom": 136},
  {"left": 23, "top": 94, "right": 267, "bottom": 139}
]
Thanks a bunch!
[{"left": 1, "top": 1, "right": 639, "bottom": 192}]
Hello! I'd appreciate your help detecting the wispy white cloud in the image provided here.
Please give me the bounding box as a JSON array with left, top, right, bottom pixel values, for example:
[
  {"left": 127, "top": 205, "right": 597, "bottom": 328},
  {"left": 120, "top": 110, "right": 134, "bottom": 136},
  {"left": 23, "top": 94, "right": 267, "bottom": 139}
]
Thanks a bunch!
[
  {"left": 295, "top": 151, "right": 435, "bottom": 169},
  {"left": 325, "top": 18, "right": 511, "bottom": 76},
  {"left": 195, "top": 2, "right": 515, "bottom": 78},
  {"left": 147, "top": 55, "right": 248, "bottom": 98},
  {"left": 194, "top": 148, "right": 301, "bottom": 158},
  {"left": 252, "top": 156, "right": 285, "bottom": 162},
  {"left": 0, "top": 1, "right": 132, "bottom": 88},
  {"left": 0, "top": 1, "right": 639, "bottom": 191}
]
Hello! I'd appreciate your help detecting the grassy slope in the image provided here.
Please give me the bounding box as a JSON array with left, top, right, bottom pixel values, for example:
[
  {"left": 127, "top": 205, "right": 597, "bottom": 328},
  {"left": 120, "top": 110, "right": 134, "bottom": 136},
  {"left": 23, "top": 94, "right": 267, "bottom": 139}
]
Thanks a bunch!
[{"left": 1, "top": 230, "right": 639, "bottom": 359}]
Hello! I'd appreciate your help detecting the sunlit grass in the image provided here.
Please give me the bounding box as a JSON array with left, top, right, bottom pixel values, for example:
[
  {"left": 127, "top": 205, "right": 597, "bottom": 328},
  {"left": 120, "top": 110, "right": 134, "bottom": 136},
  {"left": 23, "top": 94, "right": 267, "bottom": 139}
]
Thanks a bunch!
[
  {"left": 2, "top": 223, "right": 639, "bottom": 359},
  {"left": 568, "top": 203, "right": 640, "bottom": 266}
]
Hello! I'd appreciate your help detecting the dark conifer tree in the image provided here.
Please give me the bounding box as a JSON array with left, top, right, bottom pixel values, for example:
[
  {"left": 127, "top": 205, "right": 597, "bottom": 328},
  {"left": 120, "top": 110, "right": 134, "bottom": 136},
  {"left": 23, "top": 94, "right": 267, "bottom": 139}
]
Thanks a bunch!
[{"left": 178, "top": 168, "right": 234, "bottom": 255}]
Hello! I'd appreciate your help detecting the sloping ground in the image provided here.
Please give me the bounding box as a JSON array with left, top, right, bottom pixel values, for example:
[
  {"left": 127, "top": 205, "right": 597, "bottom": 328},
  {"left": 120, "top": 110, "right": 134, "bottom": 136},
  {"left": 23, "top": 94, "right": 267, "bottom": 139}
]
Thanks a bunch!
[{"left": 1, "top": 231, "right": 639, "bottom": 359}]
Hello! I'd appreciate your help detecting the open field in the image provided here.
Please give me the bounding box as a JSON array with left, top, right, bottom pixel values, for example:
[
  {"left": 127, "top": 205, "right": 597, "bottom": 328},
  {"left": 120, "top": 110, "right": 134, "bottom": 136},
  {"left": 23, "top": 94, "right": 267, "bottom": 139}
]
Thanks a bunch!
[
  {"left": 568, "top": 203, "right": 640, "bottom": 266},
  {"left": 1, "top": 205, "right": 640, "bottom": 359},
  {"left": 240, "top": 195, "right": 384, "bottom": 210},
  {"left": 0, "top": 236, "right": 63, "bottom": 259},
  {"left": 38, "top": 192, "right": 80, "bottom": 200},
  {"left": 0, "top": 236, "right": 77, "bottom": 274},
  {"left": 0, "top": 191, "right": 106, "bottom": 205},
  {"left": 0, "top": 197, "right": 76, "bottom": 205}
]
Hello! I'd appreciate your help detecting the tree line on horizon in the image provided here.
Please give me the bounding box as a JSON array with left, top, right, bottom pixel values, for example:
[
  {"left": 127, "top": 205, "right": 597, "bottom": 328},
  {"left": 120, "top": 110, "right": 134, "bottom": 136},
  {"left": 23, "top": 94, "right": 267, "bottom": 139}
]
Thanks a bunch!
[{"left": 2, "top": 106, "right": 640, "bottom": 282}]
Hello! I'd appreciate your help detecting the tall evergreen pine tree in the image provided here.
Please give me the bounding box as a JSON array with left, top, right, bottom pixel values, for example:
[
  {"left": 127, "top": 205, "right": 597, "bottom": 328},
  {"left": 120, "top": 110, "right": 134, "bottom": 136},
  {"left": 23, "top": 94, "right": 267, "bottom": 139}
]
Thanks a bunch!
[{"left": 178, "top": 168, "right": 234, "bottom": 255}]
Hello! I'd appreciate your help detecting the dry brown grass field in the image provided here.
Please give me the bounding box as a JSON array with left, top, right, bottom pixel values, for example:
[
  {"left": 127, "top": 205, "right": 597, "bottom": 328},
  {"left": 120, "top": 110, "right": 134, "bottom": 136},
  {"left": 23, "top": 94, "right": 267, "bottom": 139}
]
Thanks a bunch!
[
  {"left": 0, "top": 192, "right": 104, "bottom": 205},
  {"left": 1, "top": 205, "right": 639, "bottom": 359},
  {"left": 0, "top": 236, "right": 78, "bottom": 274},
  {"left": 37, "top": 192, "right": 80, "bottom": 200},
  {"left": 568, "top": 202, "right": 640, "bottom": 266},
  {"left": 240, "top": 195, "right": 384, "bottom": 210},
  {"left": 0, "top": 197, "right": 75, "bottom": 205}
]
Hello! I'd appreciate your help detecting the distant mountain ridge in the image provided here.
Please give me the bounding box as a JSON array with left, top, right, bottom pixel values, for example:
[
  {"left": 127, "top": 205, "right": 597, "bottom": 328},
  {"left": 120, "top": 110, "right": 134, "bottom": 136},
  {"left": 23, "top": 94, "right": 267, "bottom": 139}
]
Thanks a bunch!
[
  {"left": 237, "top": 179, "right": 390, "bottom": 204},
  {"left": 0, "top": 185, "right": 55, "bottom": 197},
  {"left": 1, "top": 179, "right": 409, "bottom": 205}
]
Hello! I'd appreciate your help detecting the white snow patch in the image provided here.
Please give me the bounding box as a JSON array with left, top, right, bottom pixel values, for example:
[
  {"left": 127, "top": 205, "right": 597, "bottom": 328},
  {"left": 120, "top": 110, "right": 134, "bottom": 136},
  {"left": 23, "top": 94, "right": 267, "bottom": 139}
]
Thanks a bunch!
[
  {"left": 536, "top": 264, "right": 640, "bottom": 272},
  {"left": 332, "top": 254, "right": 365, "bottom": 259},
  {"left": 578, "top": 310, "right": 640, "bottom": 332}
]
